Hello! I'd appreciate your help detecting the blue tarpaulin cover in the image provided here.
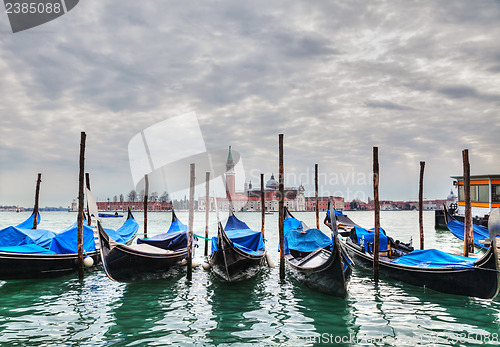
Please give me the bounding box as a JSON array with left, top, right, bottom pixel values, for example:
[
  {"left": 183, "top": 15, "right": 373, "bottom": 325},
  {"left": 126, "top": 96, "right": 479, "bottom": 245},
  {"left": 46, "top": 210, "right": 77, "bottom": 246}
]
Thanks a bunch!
[
  {"left": 390, "top": 249, "right": 476, "bottom": 269},
  {"left": 211, "top": 215, "right": 265, "bottom": 255},
  {"left": 49, "top": 222, "right": 96, "bottom": 254},
  {"left": 137, "top": 230, "right": 188, "bottom": 250},
  {"left": 15, "top": 212, "right": 41, "bottom": 229},
  {"left": 103, "top": 218, "right": 139, "bottom": 244},
  {"left": 18, "top": 228, "right": 55, "bottom": 249},
  {"left": 0, "top": 226, "right": 37, "bottom": 247},
  {"left": 446, "top": 219, "right": 490, "bottom": 248},
  {"left": 1, "top": 214, "right": 137, "bottom": 255},
  {"left": 354, "top": 226, "right": 388, "bottom": 252},
  {"left": 326, "top": 210, "right": 345, "bottom": 218},
  {"left": 136, "top": 213, "right": 188, "bottom": 250},
  {"left": 0, "top": 225, "right": 55, "bottom": 249},
  {"left": 283, "top": 215, "right": 332, "bottom": 255},
  {"left": 0, "top": 244, "right": 56, "bottom": 254},
  {"left": 167, "top": 219, "right": 187, "bottom": 233}
]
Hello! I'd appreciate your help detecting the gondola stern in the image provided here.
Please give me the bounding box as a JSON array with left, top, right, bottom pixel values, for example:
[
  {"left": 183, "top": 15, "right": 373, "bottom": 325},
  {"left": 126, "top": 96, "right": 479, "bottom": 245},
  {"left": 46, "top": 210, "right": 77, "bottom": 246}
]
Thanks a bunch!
[
  {"left": 126, "top": 207, "right": 134, "bottom": 220},
  {"left": 171, "top": 209, "right": 180, "bottom": 223}
]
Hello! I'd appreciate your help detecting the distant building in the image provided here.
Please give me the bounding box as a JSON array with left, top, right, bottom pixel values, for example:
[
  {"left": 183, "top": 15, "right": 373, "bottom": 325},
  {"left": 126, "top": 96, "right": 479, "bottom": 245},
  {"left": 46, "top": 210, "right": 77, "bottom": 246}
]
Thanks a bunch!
[
  {"left": 96, "top": 200, "right": 172, "bottom": 211},
  {"left": 305, "top": 196, "right": 344, "bottom": 211},
  {"left": 198, "top": 146, "right": 307, "bottom": 211}
]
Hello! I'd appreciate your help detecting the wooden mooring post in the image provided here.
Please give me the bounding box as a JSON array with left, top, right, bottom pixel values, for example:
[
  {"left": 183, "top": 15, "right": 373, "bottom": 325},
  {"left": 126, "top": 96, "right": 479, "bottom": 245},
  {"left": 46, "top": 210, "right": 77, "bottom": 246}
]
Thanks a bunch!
[
  {"left": 32, "top": 173, "right": 41, "bottom": 229},
  {"left": 315, "top": 164, "right": 319, "bottom": 229},
  {"left": 261, "top": 173, "right": 265, "bottom": 240},
  {"left": 187, "top": 163, "right": 195, "bottom": 281},
  {"left": 373, "top": 146, "right": 380, "bottom": 283},
  {"left": 143, "top": 174, "right": 149, "bottom": 238},
  {"left": 463, "top": 149, "right": 473, "bottom": 257},
  {"left": 77, "top": 132, "right": 86, "bottom": 281},
  {"left": 419, "top": 161, "right": 425, "bottom": 250},
  {"left": 278, "top": 134, "right": 285, "bottom": 280},
  {"left": 204, "top": 171, "right": 210, "bottom": 257}
]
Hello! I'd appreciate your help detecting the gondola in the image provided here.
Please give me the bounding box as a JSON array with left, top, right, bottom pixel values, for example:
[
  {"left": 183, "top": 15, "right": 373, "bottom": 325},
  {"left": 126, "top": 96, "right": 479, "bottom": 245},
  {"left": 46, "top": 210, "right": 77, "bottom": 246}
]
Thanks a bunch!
[
  {"left": 336, "top": 209, "right": 500, "bottom": 299},
  {"left": 443, "top": 204, "right": 491, "bottom": 248},
  {"left": 0, "top": 209, "right": 139, "bottom": 280},
  {"left": 209, "top": 212, "right": 266, "bottom": 282},
  {"left": 98, "top": 220, "right": 188, "bottom": 282},
  {"left": 283, "top": 207, "right": 353, "bottom": 297}
]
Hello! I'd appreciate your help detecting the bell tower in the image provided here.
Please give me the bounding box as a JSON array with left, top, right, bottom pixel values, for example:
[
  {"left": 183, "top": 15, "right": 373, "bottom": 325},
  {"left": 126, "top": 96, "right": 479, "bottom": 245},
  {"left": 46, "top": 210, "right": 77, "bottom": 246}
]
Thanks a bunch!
[{"left": 225, "top": 146, "right": 235, "bottom": 199}]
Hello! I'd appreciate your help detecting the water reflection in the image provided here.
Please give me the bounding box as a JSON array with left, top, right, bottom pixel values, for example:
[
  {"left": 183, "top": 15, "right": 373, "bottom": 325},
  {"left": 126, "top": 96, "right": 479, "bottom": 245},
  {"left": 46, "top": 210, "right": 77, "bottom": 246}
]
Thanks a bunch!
[
  {"left": 205, "top": 271, "right": 269, "bottom": 345},
  {"left": 349, "top": 269, "right": 500, "bottom": 346},
  {"left": 0, "top": 272, "right": 121, "bottom": 345},
  {"left": 289, "top": 278, "right": 354, "bottom": 346},
  {"left": 104, "top": 273, "right": 184, "bottom": 344}
]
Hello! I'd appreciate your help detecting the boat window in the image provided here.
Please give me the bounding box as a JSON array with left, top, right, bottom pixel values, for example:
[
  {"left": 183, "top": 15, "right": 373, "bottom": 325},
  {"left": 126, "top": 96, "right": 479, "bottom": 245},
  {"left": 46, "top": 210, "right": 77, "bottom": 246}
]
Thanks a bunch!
[
  {"left": 492, "top": 185, "right": 500, "bottom": 203},
  {"left": 477, "top": 185, "right": 489, "bottom": 203},
  {"left": 458, "top": 184, "right": 489, "bottom": 203},
  {"left": 470, "top": 186, "right": 478, "bottom": 202}
]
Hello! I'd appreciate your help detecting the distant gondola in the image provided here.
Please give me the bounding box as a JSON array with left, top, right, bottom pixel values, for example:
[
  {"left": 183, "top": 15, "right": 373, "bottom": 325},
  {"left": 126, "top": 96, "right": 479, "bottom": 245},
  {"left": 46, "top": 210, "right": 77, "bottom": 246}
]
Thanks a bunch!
[
  {"left": 98, "top": 212, "right": 123, "bottom": 218},
  {"left": 337, "top": 209, "right": 500, "bottom": 299},
  {"left": 284, "top": 207, "right": 353, "bottom": 297},
  {"left": 99, "top": 210, "right": 189, "bottom": 282},
  {"left": 210, "top": 212, "right": 266, "bottom": 282},
  {"left": 0, "top": 209, "right": 139, "bottom": 280}
]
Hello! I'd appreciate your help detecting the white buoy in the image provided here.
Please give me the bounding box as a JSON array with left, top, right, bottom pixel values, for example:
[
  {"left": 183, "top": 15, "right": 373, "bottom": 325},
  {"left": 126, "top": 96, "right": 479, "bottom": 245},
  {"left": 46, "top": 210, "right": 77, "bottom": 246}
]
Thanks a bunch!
[
  {"left": 83, "top": 256, "right": 94, "bottom": 268},
  {"left": 192, "top": 259, "right": 199, "bottom": 268},
  {"left": 202, "top": 261, "right": 211, "bottom": 270},
  {"left": 180, "top": 258, "right": 187, "bottom": 265}
]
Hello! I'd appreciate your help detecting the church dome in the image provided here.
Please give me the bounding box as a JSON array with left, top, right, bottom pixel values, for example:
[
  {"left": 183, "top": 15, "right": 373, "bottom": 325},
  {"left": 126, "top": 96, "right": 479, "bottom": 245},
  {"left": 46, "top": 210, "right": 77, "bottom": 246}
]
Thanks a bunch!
[
  {"left": 266, "top": 174, "right": 278, "bottom": 188},
  {"left": 447, "top": 190, "right": 456, "bottom": 200}
]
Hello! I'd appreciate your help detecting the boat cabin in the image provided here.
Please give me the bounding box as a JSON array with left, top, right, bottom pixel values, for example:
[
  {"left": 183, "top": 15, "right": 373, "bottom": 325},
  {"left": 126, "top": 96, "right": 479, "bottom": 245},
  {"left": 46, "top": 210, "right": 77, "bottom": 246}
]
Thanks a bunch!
[{"left": 451, "top": 174, "right": 500, "bottom": 218}]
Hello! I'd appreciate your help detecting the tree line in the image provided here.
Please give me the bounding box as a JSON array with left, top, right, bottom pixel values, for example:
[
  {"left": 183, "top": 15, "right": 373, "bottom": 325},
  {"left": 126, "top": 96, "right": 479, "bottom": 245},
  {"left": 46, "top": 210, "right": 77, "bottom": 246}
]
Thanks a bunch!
[{"left": 106, "top": 190, "right": 170, "bottom": 203}]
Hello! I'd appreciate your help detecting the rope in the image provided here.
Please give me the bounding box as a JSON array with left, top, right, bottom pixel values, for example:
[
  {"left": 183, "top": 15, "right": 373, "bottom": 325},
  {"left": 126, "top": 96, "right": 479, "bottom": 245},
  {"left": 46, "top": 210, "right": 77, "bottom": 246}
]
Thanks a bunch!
[
  {"left": 194, "top": 234, "right": 268, "bottom": 242},
  {"left": 475, "top": 245, "right": 485, "bottom": 254},
  {"left": 194, "top": 234, "right": 211, "bottom": 241}
]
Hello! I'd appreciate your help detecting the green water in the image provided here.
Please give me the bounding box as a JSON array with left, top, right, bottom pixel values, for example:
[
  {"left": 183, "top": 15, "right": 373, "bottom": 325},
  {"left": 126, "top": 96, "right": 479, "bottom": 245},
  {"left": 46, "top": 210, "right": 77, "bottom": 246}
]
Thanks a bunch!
[{"left": 0, "top": 211, "right": 499, "bottom": 346}]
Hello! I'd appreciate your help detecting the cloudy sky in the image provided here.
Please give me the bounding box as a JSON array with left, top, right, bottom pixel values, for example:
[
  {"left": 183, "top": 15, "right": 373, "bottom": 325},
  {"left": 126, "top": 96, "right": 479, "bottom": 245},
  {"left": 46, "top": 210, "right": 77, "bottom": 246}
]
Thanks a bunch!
[{"left": 1, "top": 1, "right": 499, "bottom": 207}]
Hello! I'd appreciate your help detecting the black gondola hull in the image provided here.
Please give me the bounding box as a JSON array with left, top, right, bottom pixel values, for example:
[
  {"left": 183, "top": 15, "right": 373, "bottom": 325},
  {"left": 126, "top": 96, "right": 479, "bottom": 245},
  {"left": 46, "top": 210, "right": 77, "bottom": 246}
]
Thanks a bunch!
[
  {"left": 99, "top": 226, "right": 187, "bottom": 282},
  {"left": 0, "top": 251, "right": 100, "bottom": 280},
  {"left": 209, "top": 226, "right": 265, "bottom": 282},
  {"left": 343, "top": 239, "right": 500, "bottom": 299},
  {"left": 286, "top": 244, "right": 352, "bottom": 297}
]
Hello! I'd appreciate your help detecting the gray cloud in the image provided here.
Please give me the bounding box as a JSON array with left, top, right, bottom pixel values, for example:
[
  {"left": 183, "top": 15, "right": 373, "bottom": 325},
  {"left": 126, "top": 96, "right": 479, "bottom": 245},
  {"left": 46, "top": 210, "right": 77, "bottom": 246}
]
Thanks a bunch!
[
  {"left": 364, "top": 100, "right": 415, "bottom": 111},
  {"left": 1, "top": 0, "right": 499, "bottom": 207}
]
